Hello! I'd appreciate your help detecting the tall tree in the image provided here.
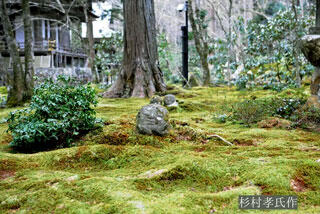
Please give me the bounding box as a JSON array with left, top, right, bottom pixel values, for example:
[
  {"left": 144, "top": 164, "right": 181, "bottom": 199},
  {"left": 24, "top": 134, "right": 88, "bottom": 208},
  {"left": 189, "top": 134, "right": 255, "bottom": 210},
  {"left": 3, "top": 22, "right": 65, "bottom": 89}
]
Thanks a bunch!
[
  {"left": 23, "top": 0, "right": 35, "bottom": 98},
  {"left": 104, "top": 0, "right": 166, "bottom": 98},
  {"left": 189, "top": 0, "right": 211, "bottom": 86},
  {"left": 85, "top": 0, "right": 98, "bottom": 83},
  {"left": 0, "top": 0, "right": 25, "bottom": 106}
]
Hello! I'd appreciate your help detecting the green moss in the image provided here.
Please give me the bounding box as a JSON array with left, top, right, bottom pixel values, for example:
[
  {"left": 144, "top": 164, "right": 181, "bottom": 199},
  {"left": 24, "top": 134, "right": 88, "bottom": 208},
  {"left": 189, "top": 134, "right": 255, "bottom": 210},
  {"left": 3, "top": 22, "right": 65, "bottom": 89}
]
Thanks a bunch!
[
  {"left": 0, "top": 85, "right": 320, "bottom": 213},
  {"left": 0, "top": 86, "right": 7, "bottom": 95}
]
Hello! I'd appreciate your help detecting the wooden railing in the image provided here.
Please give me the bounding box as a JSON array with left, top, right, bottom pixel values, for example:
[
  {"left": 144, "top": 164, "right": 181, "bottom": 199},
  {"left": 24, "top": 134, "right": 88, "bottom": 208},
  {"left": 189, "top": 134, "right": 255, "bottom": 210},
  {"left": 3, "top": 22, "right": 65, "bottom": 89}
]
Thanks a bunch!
[{"left": 0, "top": 40, "right": 86, "bottom": 56}]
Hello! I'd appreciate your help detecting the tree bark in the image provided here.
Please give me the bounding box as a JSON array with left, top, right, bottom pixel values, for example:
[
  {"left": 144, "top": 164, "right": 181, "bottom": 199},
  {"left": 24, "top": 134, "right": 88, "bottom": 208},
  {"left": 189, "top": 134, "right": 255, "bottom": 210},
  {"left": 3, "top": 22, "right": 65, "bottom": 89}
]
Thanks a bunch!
[
  {"left": 86, "top": 0, "right": 98, "bottom": 83},
  {"left": 23, "top": 0, "right": 35, "bottom": 99},
  {"left": 104, "top": 0, "right": 166, "bottom": 98},
  {"left": 311, "top": 67, "right": 320, "bottom": 96},
  {"left": 189, "top": 0, "right": 211, "bottom": 86},
  {"left": 0, "top": 0, "right": 25, "bottom": 106},
  {"left": 227, "top": 0, "right": 233, "bottom": 87},
  {"left": 291, "top": 0, "right": 302, "bottom": 87}
]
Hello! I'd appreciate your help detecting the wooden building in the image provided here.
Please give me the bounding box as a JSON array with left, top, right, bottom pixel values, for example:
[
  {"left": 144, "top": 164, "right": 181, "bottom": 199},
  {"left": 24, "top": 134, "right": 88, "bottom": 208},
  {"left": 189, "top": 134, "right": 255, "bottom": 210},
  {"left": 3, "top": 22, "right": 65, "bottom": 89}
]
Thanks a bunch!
[{"left": 0, "top": 0, "right": 98, "bottom": 85}]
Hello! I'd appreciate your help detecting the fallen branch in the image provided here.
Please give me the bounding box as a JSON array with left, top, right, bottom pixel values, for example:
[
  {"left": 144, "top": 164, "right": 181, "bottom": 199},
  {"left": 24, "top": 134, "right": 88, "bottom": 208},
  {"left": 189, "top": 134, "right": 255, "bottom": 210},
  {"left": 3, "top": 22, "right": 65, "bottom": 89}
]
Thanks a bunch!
[{"left": 208, "top": 134, "right": 234, "bottom": 146}]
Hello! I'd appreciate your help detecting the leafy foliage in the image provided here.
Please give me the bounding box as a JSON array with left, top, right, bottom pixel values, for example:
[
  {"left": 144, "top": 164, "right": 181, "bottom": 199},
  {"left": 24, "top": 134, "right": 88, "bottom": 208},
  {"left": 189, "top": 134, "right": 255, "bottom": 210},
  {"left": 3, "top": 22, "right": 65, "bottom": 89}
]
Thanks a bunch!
[
  {"left": 95, "top": 33, "right": 123, "bottom": 79},
  {"left": 291, "top": 105, "right": 320, "bottom": 130},
  {"left": 7, "top": 77, "right": 99, "bottom": 153},
  {"left": 158, "top": 33, "right": 178, "bottom": 83},
  {"left": 242, "top": 8, "right": 313, "bottom": 90},
  {"left": 206, "top": 6, "right": 313, "bottom": 90},
  {"left": 230, "top": 95, "right": 306, "bottom": 125}
]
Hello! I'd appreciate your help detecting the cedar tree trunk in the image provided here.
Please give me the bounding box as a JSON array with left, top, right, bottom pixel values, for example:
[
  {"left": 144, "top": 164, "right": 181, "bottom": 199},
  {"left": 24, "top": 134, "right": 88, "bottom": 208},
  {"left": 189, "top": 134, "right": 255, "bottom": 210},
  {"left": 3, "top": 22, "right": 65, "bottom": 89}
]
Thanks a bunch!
[
  {"left": 23, "top": 0, "right": 35, "bottom": 98},
  {"left": 104, "top": 0, "right": 166, "bottom": 98},
  {"left": 86, "top": 0, "right": 98, "bottom": 82},
  {"left": 0, "top": 0, "right": 25, "bottom": 106}
]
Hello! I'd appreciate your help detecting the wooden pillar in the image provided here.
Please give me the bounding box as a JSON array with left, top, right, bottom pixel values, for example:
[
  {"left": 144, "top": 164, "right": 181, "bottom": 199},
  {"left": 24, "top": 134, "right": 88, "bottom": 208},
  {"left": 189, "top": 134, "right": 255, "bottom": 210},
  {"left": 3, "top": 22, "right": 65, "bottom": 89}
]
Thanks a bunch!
[
  {"left": 55, "top": 24, "right": 59, "bottom": 50},
  {"left": 47, "top": 20, "right": 50, "bottom": 40},
  {"left": 41, "top": 19, "right": 45, "bottom": 48}
]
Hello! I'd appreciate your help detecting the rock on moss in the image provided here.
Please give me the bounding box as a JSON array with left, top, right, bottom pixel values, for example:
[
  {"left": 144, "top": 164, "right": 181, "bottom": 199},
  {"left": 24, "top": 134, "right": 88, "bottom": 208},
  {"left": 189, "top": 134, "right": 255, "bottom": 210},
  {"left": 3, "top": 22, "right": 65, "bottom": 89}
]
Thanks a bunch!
[
  {"left": 164, "top": 94, "right": 178, "bottom": 107},
  {"left": 150, "top": 96, "right": 163, "bottom": 105},
  {"left": 136, "top": 104, "right": 170, "bottom": 136}
]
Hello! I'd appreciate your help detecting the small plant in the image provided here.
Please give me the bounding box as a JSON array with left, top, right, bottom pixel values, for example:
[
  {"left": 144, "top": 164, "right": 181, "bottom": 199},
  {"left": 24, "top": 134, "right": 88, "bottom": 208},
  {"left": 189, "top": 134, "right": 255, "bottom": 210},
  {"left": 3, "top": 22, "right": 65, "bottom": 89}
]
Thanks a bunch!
[
  {"left": 230, "top": 99, "right": 272, "bottom": 125},
  {"left": 235, "top": 75, "right": 249, "bottom": 90},
  {"left": 274, "top": 98, "right": 306, "bottom": 119},
  {"left": 213, "top": 114, "right": 228, "bottom": 123},
  {"left": 7, "top": 76, "right": 100, "bottom": 153},
  {"left": 291, "top": 105, "right": 320, "bottom": 130},
  {"left": 229, "top": 96, "right": 306, "bottom": 125}
]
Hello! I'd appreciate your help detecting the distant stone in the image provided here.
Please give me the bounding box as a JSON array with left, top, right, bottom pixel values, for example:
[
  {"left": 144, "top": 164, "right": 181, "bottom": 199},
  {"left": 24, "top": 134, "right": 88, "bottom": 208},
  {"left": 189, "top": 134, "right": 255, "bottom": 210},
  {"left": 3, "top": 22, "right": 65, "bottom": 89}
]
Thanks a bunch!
[
  {"left": 140, "top": 169, "right": 167, "bottom": 178},
  {"left": 316, "top": 159, "right": 320, "bottom": 163},
  {"left": 164, "top": 94, "right": 178, "bottom": 107},
  {"left": 66, "top": 175, "right": 79, "bottom": 182},
  {"left": 150, "top": 95, "right": 162, "bottom": 105},
  {"left": 136, "top": 104, "right": 170, "bottom": 136}
]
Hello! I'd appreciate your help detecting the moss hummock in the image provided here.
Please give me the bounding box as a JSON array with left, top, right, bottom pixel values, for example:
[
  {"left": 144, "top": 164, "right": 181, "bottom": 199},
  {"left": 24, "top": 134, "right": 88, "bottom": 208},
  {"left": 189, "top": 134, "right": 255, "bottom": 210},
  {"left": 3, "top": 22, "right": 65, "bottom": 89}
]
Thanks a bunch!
[{"left": 0, "top": 86, "right": 319, "bottom": 213}]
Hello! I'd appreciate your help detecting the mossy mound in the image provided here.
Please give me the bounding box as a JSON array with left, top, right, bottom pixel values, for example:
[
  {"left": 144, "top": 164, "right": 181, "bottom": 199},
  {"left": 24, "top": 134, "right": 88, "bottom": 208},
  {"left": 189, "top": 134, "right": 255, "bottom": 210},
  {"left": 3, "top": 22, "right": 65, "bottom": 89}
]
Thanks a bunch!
[{"left": 0, "top": 86, "right": 320, "bottom": 213}]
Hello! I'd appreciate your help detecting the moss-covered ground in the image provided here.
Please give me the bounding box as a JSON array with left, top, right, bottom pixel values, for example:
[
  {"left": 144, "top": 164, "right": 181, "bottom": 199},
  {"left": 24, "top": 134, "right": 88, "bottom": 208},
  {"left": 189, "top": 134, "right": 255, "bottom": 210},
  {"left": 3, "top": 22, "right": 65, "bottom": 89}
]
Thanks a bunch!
[{"left": 0, "top": 86, "right": 319, "bottom": 213}]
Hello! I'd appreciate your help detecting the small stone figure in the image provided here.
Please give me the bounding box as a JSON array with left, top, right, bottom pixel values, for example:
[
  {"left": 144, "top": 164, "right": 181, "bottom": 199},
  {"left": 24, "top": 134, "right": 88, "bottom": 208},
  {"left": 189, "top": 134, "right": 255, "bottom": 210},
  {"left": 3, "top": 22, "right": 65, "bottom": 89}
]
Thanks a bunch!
[
  {"left": 150, "top": 95, "right": 162, "bottom": 105},
  {"left": 163, "top": 94, "right": 178, "bottom": 107},
  {"left": 136, "top": 104, "right": 170, "bottom": 136}
]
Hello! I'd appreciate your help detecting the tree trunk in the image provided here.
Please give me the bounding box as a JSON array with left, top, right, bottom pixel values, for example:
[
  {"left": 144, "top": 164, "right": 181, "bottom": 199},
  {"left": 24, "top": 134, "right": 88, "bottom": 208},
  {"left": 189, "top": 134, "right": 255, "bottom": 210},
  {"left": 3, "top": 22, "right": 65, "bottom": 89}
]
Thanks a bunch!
[
  {"left": 189, "top": 0, "right": 211, "bottom": 86},
  {"left": 104, "top": 0, "right": 166, "bottom": 98},
  {"left": 227, "top": 0, "right": 233, "bottom": 87},
  {"left": 291, "top": 0, "right": 301, "bottom": 87},
  {"left": 23, "top": 0, "right": 35, "bottom": 99},
  {"left": 0, "top": 0, "right": 25, "bottom": 106},
  {"left": 311, "top": 67, "right": 320, "bottom": 96},
  {"left": 86, "top": 0, "right": 97, "bottom": 83}
]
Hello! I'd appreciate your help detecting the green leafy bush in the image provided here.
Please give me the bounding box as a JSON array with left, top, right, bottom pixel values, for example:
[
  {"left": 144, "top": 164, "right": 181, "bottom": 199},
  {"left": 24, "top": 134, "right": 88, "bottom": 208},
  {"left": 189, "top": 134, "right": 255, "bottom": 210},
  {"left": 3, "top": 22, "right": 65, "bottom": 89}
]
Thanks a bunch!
[
  {"left": 230, "top": 96, "right": 306, "bottom": 125},
  {"left": 7, "top": 77, "right": 99, "bottom": 153},
  {"left": 291, "top": 105, "right": 320, "bottom": 130},
  {"left": 274, "top": 98, "right": 306, "bottom": 119},
  {"left": 230, "top": 99, "right": 272, "bottom": 125},
  {"left": 213, "top": 114, "right": 228, "bottom": 123}
]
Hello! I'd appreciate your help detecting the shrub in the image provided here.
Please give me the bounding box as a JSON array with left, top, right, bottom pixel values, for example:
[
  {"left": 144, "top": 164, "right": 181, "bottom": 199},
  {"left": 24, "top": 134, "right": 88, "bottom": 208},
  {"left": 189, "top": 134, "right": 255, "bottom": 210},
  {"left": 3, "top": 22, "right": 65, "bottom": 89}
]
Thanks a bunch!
[
  {"left": 291, "top": 105, "right": 320, "bottom": 130},
  {"left": 213, "top": 114, "right": 228, "bottom": 123},
  {"left": 230, "top": 99, "right": 272, "bottom": 125},
  {"left": 230, "top": 96, "right": 306, "bottom": 125},
  {"left": 7, "top": 77, "right": 99, "bottom": 153},
  {"left": 235, "top": 76, "right": 249, "bottom": 90},
  {"left": 274, "top": 98, "right": 306, "bottom": 119}
]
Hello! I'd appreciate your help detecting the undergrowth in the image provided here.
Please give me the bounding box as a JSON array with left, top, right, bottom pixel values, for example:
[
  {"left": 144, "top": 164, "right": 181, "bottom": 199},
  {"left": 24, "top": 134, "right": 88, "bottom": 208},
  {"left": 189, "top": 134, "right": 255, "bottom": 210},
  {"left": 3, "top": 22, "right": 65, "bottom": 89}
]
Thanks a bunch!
[{"left": 0, "top": 85, "right": 319, "bottom": 213}]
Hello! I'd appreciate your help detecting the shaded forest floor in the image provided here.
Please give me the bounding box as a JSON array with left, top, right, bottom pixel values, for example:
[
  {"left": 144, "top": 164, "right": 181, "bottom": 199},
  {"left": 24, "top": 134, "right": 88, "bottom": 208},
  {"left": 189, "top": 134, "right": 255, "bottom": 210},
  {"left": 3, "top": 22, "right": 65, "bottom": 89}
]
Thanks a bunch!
[{"left": 0, "top": 86, "right": 320, "bottom": 213}]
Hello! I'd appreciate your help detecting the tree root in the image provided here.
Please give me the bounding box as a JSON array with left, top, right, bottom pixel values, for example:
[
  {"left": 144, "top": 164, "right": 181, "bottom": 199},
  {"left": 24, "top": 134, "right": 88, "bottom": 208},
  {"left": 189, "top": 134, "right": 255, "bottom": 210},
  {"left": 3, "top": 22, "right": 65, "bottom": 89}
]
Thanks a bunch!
[{"left": 207, "top": 134, "right": 234, "bottom": 146}]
